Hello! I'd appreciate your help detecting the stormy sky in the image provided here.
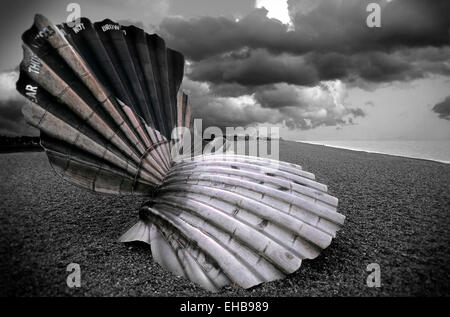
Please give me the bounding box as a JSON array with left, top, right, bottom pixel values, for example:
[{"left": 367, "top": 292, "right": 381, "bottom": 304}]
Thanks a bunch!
[{"left": 0, "top": 0, "right": 449, "bottom": 140}]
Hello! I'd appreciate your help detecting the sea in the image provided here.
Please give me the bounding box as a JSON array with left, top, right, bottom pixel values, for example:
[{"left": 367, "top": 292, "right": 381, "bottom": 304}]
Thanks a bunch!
[{"left": 299, "top": 140, "right": 450, "bottom": 164}]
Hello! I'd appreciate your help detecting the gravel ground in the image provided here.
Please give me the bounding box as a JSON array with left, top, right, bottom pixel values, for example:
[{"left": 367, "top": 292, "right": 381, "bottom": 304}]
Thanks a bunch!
[{"left": 0, "top": 140, "right": 449, "bottom": 296}]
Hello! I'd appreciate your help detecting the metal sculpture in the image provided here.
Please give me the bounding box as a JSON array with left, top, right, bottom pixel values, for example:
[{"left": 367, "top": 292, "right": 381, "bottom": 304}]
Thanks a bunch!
[{"left": 16, "top": 14, "right": 345, "bottom": 291}]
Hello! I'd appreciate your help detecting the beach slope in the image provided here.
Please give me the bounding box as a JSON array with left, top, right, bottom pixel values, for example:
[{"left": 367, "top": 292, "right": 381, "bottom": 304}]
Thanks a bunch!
[{"left": 0, "top": 140, "right": 449, "bottom": 296}]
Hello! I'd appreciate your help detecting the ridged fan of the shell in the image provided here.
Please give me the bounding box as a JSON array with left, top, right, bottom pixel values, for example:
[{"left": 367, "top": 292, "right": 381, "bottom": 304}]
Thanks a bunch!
[
  {"left": 17, "top": 14, "right": 191, "bottom": 194},
  {"left": 120, "top": 154, "right": 345, "bottom": 291},
  {"left": 17, "top": 15, "right": 345, "bottom": 292}
]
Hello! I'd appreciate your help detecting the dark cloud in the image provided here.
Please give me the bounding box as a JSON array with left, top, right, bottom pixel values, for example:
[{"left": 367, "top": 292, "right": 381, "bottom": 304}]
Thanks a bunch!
[
  {"left": 347, "top": 108, "right": 366, "bottom": 118},
  {"left": 432, "top": 96, "right": 450, "bottom": 120},
  {"left": 160, "top": 0, "right": 450, "bottom": 60},
  {"left": 159, "top": 0, "right": 450, "bottom": 107},
  {"left": 288, "top": 0, "right": 449, "bottom": 52},
  {"left": 182, "top": 79, "right": 366, "bottom": 130},
  {"left": 253, "top": 81, "right": 366, "bottom": 129},
  {"left": 208, "top": 82, "right": 254, "bottom": 98},
  {"left": 312, "top": 47, "right": 450, "bottom": 83},
  {"left": 160, "top": 8, "right": 295, "bottom": 61},
  {"left": 188, "top": 49, "right": 319, "bottom": 86},
  {"left": 181, "top": 78, "right": 279, "bottom": 129},
  {"left": 187, "top": 47, "right": 450, "bottom": 89},
  {"left": 255, "top": 84, "right": 304, "bottom": 109}
]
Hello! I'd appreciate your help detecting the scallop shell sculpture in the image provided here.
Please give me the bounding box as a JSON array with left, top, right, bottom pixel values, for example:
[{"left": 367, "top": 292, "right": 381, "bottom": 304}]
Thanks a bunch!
[{"left": 16, "top": 14, "right": 345, "bottom": 292}]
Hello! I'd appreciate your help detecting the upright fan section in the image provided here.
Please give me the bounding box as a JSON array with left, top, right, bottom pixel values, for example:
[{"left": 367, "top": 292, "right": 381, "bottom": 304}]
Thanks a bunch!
[{"left": 16, "top": 15, "right": 192, "bottom": 194}]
